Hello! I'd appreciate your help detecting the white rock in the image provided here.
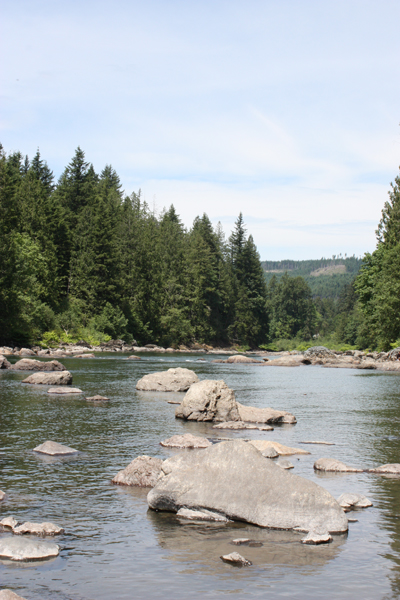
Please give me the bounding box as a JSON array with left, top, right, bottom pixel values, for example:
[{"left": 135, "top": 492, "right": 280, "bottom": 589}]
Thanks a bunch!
[
  {"left": 368, "top": 463, "right": 400, "bottom": 475},
  {"left": 176, "top": 508, "right": 231, "bottom": 521},
  {"left": 160, "top": 433, "right": 212, "bottom": 449},
  {"left": 0, "top": 516, "right": 18, "bottom": 529},
  {"left": 337, "top": 493, "right": 373, "bottom": 509},
  {"left": 136, "top": 367, "right": 199, "bottom": 392},
  {"left": 0, "top": 590, "right": 29, "bottom": 600},
  {"left": 47, "top": 387, "right": 82, "bottom": 394},
  {"left": 314, "top": 458, "right": 363, "bottom": 473},
  {"left": 19, "top": 348, "right": 35, "bottom": 356},
  {"left": 301, "top": 530, "right": 332, "bottom": 544},
  {"left": 14, "top": 522, "right": 64, "bottom": 536},
  {"left": 220, "top": 552, "right": 252, "bottom": 566},
  {"left": 236, "top": 403, "right": 296, "bottom": 424},
  {"left": 231, "top": 538, "right": 251, "bottom": 545},
  {"left": 0, "top": 490, "right": 5, "bottom": 500},
  {"left": 33, "top": 441, "right": 79, "bottom": 455},
  {"left": 0, "top": 536, "right": 59, "bottom": 561},
  {"left": 22, "top": 371, "right": 73, "bottom": 385},
  {"left": 176, "top": 380, "right": 240, "bottom": 422},
  {"left": 249, "top": 440, "right": 310, "bottom": 456}
]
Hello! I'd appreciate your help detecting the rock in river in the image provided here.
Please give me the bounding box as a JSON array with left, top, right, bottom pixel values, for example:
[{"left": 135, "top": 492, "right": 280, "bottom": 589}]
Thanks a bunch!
[
  {"left": 314, "top": 458, "right": 363, "bottom": 473},
  {"left": 136, "top": 367, "right": 199, "bottom": 392},
  {"left": 33, "top": 441, "right": 79, "bottom": 456},
  {"left": 14, "top": 522, "right": 64, "bottom": 536},
  {"left": 249, "top": 440, "right": 310, "bottom": 456},
  {"left": 236, "top": 403, "right": 296, "bottom": 424},
  {"left": 0, "top": 517, "right": 18, "bottom": 530},
  {"left": 0, "top": 490, "right": 5, "bottom": 501},
  {"left": 0, "top": 355, "right": 11, "bottom": 369},
  {"left": 337, "top": 493, "right": 372, "bottom": 509},
  {"left": 368, "top": 463, "right": 400, "bottom": 475},
  {"left": 22, "top": 371, "right": 73, "bottom": 386},
  {"left": 213, "top": 421, "right": 259, "bottom": 430},
  {"left": 86, "top": 395, "right": 110, "bottom": 402},
  {"left": 112, "top": 455, "right": 163, "bottom": 487},
  {"left": 0, "top": 590, "right": 29, "bottom": 600},
  {"left": 176, "top": 508, "right": 231, "bottom": 522},
  {"left": 160, "top": 433, "right": 212, "bottom": 449},
  {"left": 0, "top": 536, "right": 59, "bottom": 561},
  {"left": 176, "top": 380, "right": 240, "bottom": 422},
  {"left": 147, "top": 440, "right": 348, "bottom": 533},
  {"left": 220, "top": 552, "right": 252, "bottom": 566},
  {"left": 10, "top": 359, "right": 65, "bottom": 371},
  {"left": 301, "top": 529, "right": 332, "bottom": 545},
  {"left": 225, "top": 355, "right": 261, "bottom": 364},
  {"left": 47, "top": 387, "right": 82, "bottom": 394}
]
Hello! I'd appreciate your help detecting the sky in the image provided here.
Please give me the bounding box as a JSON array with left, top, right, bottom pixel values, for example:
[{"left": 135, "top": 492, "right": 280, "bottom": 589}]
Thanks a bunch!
[{"left": 1, "top": 0, "right": 400, "bottom": 260}]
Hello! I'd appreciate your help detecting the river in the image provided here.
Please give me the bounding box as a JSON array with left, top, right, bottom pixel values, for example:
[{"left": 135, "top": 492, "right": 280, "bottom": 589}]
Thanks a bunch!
[{"left": 1, "top": 353, "right": 400, "bottom": 599}]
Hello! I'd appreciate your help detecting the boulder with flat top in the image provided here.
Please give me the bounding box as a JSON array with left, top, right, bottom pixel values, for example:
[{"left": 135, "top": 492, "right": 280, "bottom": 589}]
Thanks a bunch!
[
  {"left": 22, "top": 371, "right": 72, "bottom": 385},
  {"left": 175, "top": 380, "right": 240, "bottom": 422},
  {"left": 136, "top": 368, "right": 199, "bottom": 392},
  {"left": 11, "top": 359, "right": 65, "bottom": 371}
]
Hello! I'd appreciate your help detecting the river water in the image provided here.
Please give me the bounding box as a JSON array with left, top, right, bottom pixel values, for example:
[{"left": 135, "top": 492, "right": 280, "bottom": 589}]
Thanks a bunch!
[{"left": 1, "top": 353, "right": 400, "bottom": 600}]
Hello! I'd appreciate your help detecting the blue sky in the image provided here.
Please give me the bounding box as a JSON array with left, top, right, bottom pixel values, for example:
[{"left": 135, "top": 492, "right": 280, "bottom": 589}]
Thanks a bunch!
[{"left": 1, "top": 0, "right": 400, "bottom": 260}]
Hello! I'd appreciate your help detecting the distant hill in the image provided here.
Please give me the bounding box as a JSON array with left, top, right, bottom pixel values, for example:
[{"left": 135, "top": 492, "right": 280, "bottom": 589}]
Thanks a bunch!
[{"left": 261, "top": 256, "right": 363, "bottom": 299}]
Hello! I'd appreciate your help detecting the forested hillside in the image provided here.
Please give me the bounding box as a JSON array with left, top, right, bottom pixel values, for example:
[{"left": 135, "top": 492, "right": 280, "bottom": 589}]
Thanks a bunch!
[{"left": 1, "top": 144, "right": 399, "bottom": 351}]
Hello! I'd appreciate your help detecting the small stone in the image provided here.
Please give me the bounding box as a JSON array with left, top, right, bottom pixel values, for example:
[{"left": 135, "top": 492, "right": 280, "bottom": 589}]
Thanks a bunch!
[
  {"left": 127, "top": 355, "right": 141, "bottom": 360},
  {"left": 0, "top": 590, "right": 29, "bottom": 600},
  {"left": 220, "top": 552, "right": 252, "bottom": 566},
  {"left": 14, "top": 522, "right": 64, "bottom": 536},
  {"left": 86, "top": 395, "right": 110, "bottom": 402},
  {"left": 231, "top": 538, "right": 251, "bottom": 545},
  {"left": 0, "top": 536, "right": 59, "bottom": 561},
  {"left": 167, "top": 400, "right": 181, "bottom": 405},
  {"left": 160, "top": 433, "right": 212, "bottom": 449},
  {"left": 257, "top": 425, "right": 274, "bottom": 431},
  {"left": 0, "top": 517, "right": 18, "bottom": 530},
  {"left": 368, "top": 463, "right": 400, "bottom": 475},
  {"left": 348, "top": 518, "right": 358, "bottom": 523},
  {"left": 261, "top": 447, "right": 279, "bottom": 458},
  {"left": 0, "top": 490, "right": 5, "bottom": 501},
  {"left": 337, "top": 493, "right": 373, "bottom": 509},
  {"left": 33, "top": 441, "right": 79, "bottom": 455},
  {"left": 301, "top": 530, "right": 332, "bottom": 545},
  {"left": 314, "top": 458, "right": 363, "bottom": 473},
  {"left": 47, "top": 387, "right": 82, "bottom": 394},
  {"left": 277, "top": 458, "right": 294, "bottom": 469},
  {"left": 176, "top": 508, "right": 231, "bottom": 522}
]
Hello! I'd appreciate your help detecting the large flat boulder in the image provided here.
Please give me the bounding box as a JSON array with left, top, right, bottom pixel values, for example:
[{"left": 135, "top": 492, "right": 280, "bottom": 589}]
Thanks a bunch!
[
  {"left": 147, "top": 440, "right": 348, "bottom": 533},
  {"left": 160, "top": 433, "right": 212, "bottom": 449},
  {"left": 175, "top": 380, "right": 240, "bottom": 422},
  {"left": 112, "top": 455, "right": 163, "bottom": 487},
  {"left": 33, "top": 441, "right": 78, "bottom": 455},
  {"left": 11, "top": 359, "right": 66, "bottom": 371},
  {"left": 237, "top": 403, "right": 296, "bottom": 424},
  {"left": 136, "top": 368, "right": 199, "bottom": 392},
  {"left": 14, "top": 522, "right": 64, "bottom": 536},
  {"left": 368, "top": 463, "right": 400, "bottom": 475},
  {"left": 314, "top": 458, "right": 363, "bottom": 473},
  {"left": 22, "top": 371, "right": 72, "bottom": 385},
  {"left": 0, "top": 536, "right": 59, "bottom": 561}
]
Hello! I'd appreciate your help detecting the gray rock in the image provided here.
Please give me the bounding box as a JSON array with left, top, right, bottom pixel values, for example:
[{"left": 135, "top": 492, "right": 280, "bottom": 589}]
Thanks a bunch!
[
  {"left": 0, "top": 489, "right": 5, "bottom": 500},
  {"left": 22, "top": 371, "right": 72, "bottom": 385},
  {"left": 112, "top": 455, "right": 163, "bottom": 487},
  {"left": 263, "top": 355, "right": 307, "bottom": 367},
  {"left": 136, "top": 367, "right": 199, "bottom": 392},
  {"left": 86, "top": 395, "right": 110, "bottom": 402},
  {"left": 160, "top": 433, "right": 212, "bottom": 449},
  {"left": 47, "top": 387, "right": 82, "bottom": 394},
  {"left": 0, "top": 536, "right": 59, "bottom": 561},
  {"left": 231, "top": 538, "right": 251, "bottom": 545},
  {"left": 225, "top": 355, "right": 261, "bottom": 363},
  {"left": 249, "top": 440, "right": 310, "bottom": 456},
  {"left": 176, "top": 380, "right": 240, "bottom": 422},
  {"left": 236, "top": 403, "right": 296, "bottom": 424},
  {"left": 33, "top": 441, "right": 78, "bottom": 455},
  {"left": 176, "top": 508, "right": 231, "bottom": 521},
  {"left": 314, "top": 458, "right": 363, "bottom": 473},
  {"left": 303, "top": 346, "right": 335, "bottom": 359},
  {"left": 147, "top": 440, "right": 348, "bottom": 533},
  {"left": 0, "top": 517, "right": 18, "bottom": 530},
  {"left": 337, "top": 493, "right": 372, "bottom": 509},
  {"left": 0, "top": 346, "right": 13, "bottom": 355},
  {"left": 14, "top": 522, "right": 64, "bottom": 536},
  {"left": 37, "top": 349, "right": 51, "bottom": 356},
  {"left": 220, "top": 552, "right": 252, "bottom": 566},
  {"left": 127, "top": 355, "right": 141, "bottom": 360},
  {"left": 0, "top": 355, "right": 11, "bottom": 369},
  {"left": 301, "top": 529, "right": 332, "bottom": 544},
  {"left": 368, "top": 463, "right": 400, "bottom": 475},
  {"left": 10, "top": 359, "right": 65, "bottom": 371},
  {"left": 19, "top": 348, "right": 35, "bottom": 356},
  {"left": 0, "top": 590, "right": 28, "bottom": 600},
  {"left": 261, "top": 447, "right": 279, "bottom": 458},
  {"left": 277, "top": 458, "right": 294, "bottom": 469}
]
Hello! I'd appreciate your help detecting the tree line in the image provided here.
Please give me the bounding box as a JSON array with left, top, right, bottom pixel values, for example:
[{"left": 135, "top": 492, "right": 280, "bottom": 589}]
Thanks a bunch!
[{"left": 1, "top": 144, "right": 399, "bottom": 351}]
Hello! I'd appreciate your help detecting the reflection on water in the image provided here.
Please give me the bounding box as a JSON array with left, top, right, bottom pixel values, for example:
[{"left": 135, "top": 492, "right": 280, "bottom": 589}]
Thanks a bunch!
[{"left": 1, "top": 353, "right": 400, "bottom": 598}]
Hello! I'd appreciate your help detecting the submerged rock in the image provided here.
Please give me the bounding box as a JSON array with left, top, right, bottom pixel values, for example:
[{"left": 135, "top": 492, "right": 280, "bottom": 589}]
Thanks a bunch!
[
  {"left": 176, "top": 380, "right": 240, "bottom": 422},
  {"left": 249, "top": 440, "right": 310, "bottom": 456},
  {"left": 314, "top": 458, "right": 363, "bottom": 473},
  {"left": 112, "top": 455, "right": 163, "bottom": 487},
  {"left": 277, "top": 458, "right": 294, "bottom": 469},
  {"left": 147, "top": 440, "right": 348, "bottom": 533},
  {"left": 127, "top": 355, "right": 141, "bottom": 360},
  {"left": 176, "top": 508, "right": 231, "bottom": 522},
  {"left": 301, "top": 530, "right": 332, "bottom": 545},
  {"left": 337, "top": 493, "right": 373, "bottom": 509},
  {"left": 33, "top": 441, "right": 79, "bottom": 456},
  {"left": 22, "top": 371, "right": 72, "bottom": 385},
  {"left": 14, "top": 522, "right": 64, "bottom": 536},
  {"left": 236, "top": 403, "right": 296, "bottom": 424},
  {"left": 220, "top": 552, "right": 252, "bottom": 566},
  {"left": 368, "top": 463, "right": 400, "bottom": 475},
  {"left": 136, "top": 367, "right": 199, "bottom": 392},
  {"left": 10, "top": 359, "right": 65, "bottom": 371},
  {"left": 86, "top": 395, "right": 110, "bottom": 402},
  {"left": 261, "top": 447, "right": 279, "bottom": 458},
  {"left": 0, "top": 536, "right": 59, "bottom": 561},
  {"left": 47, "top": 387, "right": 82, "bottom": 394},
  {"left": 213, "top": 421, "right": 258, "bottom": 430},
  {"left": 300, "top": 441, "right": 335, "bottom": 446},
  {"left": 160, "top": 433, "right": 212, "bottom": 449}
]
